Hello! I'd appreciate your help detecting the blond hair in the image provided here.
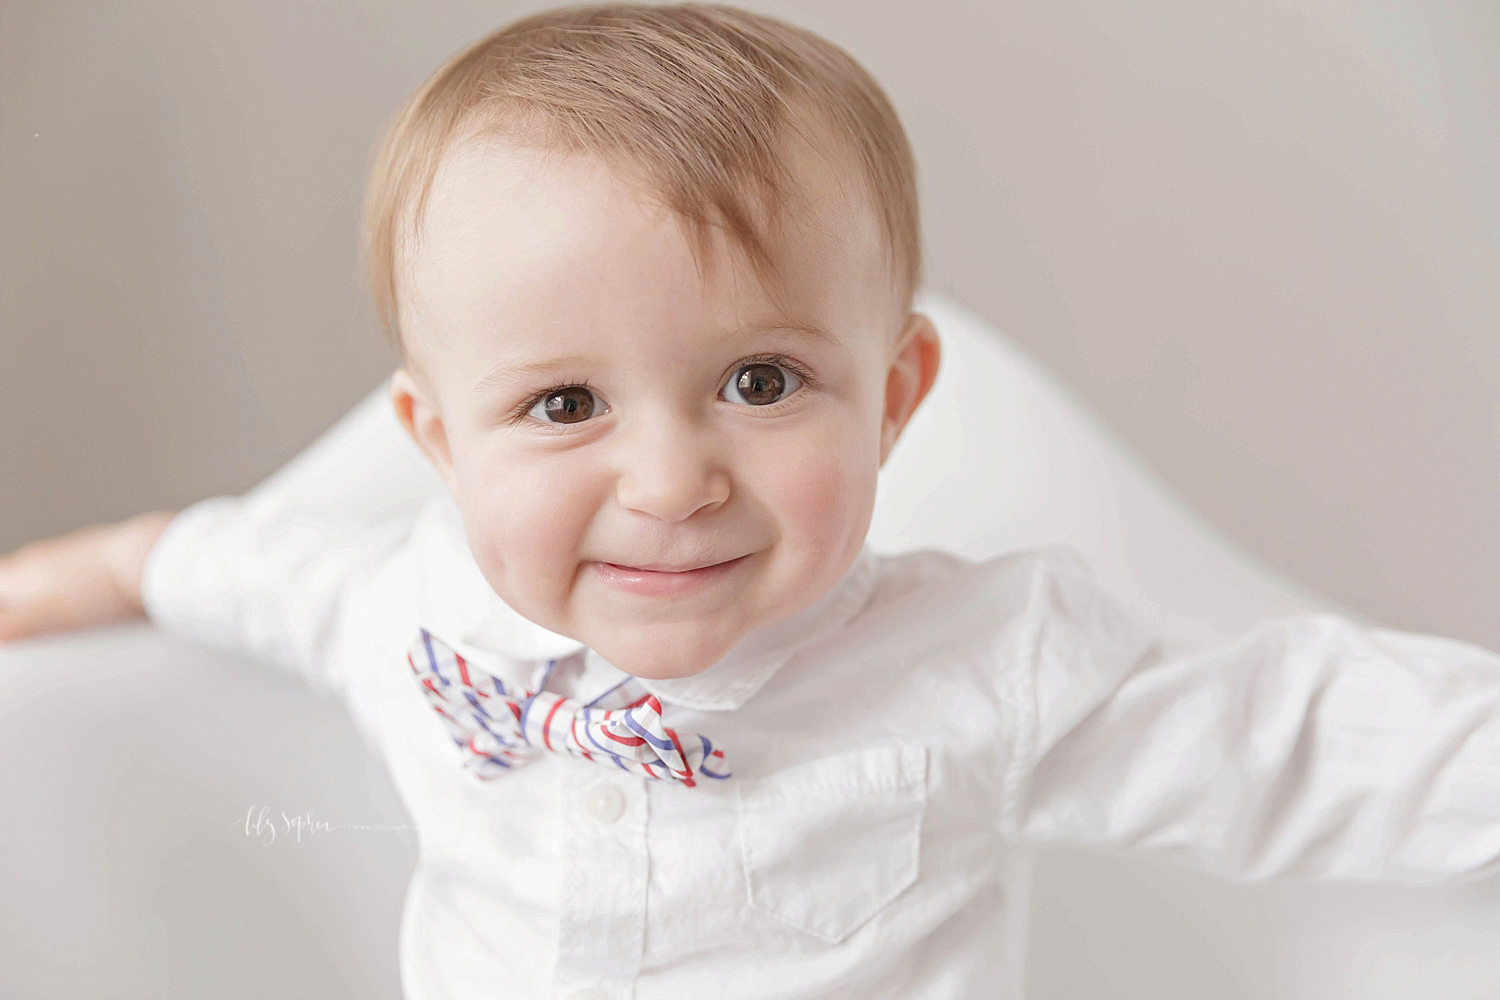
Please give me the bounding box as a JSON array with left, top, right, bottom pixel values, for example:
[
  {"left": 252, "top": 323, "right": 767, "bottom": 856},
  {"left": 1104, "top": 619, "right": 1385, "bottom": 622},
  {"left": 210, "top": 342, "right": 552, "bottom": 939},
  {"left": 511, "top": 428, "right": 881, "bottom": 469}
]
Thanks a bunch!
[{"left": 360, "top": 3, "right": 920, "bottom": 347}]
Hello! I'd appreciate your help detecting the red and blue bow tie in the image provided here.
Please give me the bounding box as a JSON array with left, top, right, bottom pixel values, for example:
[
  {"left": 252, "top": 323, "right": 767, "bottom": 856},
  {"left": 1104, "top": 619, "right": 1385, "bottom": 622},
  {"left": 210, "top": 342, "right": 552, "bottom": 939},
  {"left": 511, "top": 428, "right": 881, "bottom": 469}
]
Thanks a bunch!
[{"left": 407, "top": 628, "right": 730, "bottom": 787}]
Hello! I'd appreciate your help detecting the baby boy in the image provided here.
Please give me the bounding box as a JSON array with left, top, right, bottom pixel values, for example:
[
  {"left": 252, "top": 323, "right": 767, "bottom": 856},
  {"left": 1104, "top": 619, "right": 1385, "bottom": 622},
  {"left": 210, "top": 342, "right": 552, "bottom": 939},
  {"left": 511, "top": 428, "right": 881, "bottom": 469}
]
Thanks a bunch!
[{"left": 2, "top": 5, "right": 1499, "bottom": 999}]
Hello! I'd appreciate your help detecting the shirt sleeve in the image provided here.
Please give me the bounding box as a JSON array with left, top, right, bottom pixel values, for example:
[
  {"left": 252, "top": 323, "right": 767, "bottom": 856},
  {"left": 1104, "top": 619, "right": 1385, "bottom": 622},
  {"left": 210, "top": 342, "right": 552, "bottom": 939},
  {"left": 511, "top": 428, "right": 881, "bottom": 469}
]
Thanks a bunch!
[
  {"left": 999, "top": 547, "right": 1500, "bottom": 885},
  {"left": 140, "top": 494, "right": 413, "bottom": 697}
]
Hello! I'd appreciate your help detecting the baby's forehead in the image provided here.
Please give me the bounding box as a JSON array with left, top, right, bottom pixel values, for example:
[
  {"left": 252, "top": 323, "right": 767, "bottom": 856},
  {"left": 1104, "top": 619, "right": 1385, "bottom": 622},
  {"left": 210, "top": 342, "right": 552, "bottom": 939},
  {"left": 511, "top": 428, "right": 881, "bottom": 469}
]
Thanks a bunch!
[
  {"left": 433, "top": 129, "right": 883, "bottom": 263},
  {"left": 403, "top": 136, "right": 895, "bottom": 348}
]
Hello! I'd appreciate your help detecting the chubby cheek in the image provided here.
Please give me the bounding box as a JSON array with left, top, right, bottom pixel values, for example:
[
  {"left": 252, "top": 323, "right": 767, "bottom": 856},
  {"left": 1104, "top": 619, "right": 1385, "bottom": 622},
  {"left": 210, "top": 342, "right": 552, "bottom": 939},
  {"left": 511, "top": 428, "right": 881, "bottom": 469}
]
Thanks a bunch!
[
  {"left": 451, "top": 444, "right": 602, "bottom": 628},
  {"left": 748, "top": 412, "right": 879, "bottom": 605}
]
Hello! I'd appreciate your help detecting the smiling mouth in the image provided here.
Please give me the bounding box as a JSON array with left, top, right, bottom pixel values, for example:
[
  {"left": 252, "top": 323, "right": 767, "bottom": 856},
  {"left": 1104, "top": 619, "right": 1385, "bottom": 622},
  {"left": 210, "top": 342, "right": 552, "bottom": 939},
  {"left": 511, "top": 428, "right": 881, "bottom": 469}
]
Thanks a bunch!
[
  {"left": 601, "top": 556, "right": 744, "bottom": 573},
  {"left": 589, "top": 554, "right": 751, "bottom": 596}
]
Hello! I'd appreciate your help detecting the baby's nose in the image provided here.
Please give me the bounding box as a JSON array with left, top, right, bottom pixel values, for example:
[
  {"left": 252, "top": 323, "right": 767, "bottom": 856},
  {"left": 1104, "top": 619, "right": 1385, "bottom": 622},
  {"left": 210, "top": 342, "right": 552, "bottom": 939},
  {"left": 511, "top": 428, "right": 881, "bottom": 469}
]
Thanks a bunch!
[{"left": 612, "top": 413, "right": 730, "bottom": 522}]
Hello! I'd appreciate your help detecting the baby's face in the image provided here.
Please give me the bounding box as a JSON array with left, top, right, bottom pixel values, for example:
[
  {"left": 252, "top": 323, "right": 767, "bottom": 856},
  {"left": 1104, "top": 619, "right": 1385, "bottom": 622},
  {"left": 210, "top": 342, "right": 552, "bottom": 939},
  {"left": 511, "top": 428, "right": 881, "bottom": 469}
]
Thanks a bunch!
[{"left": 392, "top": 138, "right": 938, "bottom": 679}]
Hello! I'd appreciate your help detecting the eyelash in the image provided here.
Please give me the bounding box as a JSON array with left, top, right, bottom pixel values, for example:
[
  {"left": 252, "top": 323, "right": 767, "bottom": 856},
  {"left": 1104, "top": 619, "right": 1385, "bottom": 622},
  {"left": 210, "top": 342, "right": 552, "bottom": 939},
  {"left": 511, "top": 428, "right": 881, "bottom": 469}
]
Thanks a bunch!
[
  {"left": 508, "top": 377, "right": 598, "bottom": 426},
  {"left": 728, "top": 353, "right": 822, "bottom": 397},
  {"left": 507, "top": 354, "right": 819, "bottom": 427}
]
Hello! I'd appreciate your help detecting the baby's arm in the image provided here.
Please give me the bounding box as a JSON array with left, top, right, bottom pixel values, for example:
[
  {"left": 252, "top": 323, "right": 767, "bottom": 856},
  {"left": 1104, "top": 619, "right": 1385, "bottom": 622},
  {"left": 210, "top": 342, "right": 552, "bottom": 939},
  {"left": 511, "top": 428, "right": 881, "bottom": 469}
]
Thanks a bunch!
[
  {"left": 137, "top": 494, "right": 417, "bottom": 694},
  {"left": 0, "top": 511, "right": 174, "bottom": 642},
  {"left": 2, "top": 382, "right": 440, "bottom": 672},
  {"left": 1003, "top": 549, "right": 1500, "bottom": 884},
  {"left": 0, "top": 499, "right": 404, "bottom": 698}
]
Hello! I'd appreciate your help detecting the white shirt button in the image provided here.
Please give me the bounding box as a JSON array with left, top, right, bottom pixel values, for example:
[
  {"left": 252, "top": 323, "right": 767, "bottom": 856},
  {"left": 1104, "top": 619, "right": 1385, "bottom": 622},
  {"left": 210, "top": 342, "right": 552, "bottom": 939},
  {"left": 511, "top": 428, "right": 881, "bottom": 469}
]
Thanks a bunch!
[
  {"left": 562, "top": 983, "right": 608, "bottom": 1000},
  {"left": 582, "top": 782, "right": 626, "bottom": 825}
]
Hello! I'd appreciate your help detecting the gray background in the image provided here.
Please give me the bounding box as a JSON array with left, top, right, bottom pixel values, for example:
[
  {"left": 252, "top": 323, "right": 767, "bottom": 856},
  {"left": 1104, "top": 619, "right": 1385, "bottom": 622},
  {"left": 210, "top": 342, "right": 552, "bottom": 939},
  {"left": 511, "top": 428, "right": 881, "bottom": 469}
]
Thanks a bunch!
[{"left": 2, "top": 1, "right": 1497, "bottom": 644}]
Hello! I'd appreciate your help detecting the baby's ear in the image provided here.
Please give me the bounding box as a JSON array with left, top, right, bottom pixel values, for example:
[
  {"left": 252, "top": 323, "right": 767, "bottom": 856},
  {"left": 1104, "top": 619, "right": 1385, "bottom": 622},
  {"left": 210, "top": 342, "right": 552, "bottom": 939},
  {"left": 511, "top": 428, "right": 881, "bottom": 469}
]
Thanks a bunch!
[
  {"left": 390, "top": 368, "right": 457, "bottom": 492},
  {"left": 880, "top": 312, "right": 942, "bottom": 466}
]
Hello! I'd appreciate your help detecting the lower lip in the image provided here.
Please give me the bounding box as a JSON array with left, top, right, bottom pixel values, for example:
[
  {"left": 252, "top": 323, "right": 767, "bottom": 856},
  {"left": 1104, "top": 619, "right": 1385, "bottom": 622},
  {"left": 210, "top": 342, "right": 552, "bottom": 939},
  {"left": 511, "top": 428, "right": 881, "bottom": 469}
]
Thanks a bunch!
[{"left": 589, "top": 555, "right": 749, "bottom": 597}]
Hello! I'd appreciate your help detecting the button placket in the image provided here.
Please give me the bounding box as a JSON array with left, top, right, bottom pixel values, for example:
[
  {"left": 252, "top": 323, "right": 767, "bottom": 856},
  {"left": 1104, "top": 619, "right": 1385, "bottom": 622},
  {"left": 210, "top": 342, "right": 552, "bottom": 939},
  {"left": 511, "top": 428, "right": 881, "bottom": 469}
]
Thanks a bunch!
[{"left": 554, "top": 771, "right": 648, "bottom": 998}]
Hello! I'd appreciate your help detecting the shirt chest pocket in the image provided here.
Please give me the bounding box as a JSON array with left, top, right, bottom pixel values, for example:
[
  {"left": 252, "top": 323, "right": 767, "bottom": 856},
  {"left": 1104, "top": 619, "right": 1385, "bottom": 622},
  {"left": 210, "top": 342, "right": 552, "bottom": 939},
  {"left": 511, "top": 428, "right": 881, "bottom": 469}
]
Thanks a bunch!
[{"left": 735, "top": 744, "right": 927, "bottom": 945}]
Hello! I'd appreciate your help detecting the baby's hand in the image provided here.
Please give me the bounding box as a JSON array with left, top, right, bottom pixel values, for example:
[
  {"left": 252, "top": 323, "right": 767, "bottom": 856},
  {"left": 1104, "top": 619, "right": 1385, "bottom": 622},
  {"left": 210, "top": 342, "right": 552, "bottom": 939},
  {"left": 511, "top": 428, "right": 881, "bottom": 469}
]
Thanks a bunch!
[{"left": 0, "top": 512, "right": 175, "bottom": 643}]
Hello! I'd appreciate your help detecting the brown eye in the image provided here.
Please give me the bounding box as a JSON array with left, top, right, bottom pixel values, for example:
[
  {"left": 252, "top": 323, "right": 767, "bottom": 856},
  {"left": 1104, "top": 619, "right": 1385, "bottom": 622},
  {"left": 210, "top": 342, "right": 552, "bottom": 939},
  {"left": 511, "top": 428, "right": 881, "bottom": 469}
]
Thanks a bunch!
[
  {"left": 725, "top": 362, "right": 800, "bottom": 406},
  {"left": 530, "top": 386, "right": 598, "bottom": 424}
]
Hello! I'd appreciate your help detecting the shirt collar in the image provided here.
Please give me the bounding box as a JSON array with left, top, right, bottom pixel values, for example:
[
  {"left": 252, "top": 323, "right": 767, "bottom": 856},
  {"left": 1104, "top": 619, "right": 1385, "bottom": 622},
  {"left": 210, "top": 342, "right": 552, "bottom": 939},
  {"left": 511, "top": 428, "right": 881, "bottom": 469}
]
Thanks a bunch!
[{"left": 414, "top": 496, "right": 879, "bottom": 712}]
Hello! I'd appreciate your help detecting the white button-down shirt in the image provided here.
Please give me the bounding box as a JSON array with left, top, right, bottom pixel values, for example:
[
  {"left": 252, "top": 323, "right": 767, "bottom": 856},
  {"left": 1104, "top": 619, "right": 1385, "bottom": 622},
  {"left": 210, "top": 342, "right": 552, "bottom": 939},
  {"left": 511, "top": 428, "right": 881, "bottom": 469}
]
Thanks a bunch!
[{"left": 142, "top": 494, "right": 1500, "bottom": 1000}]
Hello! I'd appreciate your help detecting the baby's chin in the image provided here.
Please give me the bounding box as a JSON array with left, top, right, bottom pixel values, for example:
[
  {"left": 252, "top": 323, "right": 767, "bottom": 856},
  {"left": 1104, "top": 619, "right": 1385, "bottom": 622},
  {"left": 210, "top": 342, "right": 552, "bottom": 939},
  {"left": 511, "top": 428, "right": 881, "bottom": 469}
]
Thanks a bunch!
[{"left": 581, "top": 620, "right": 749, "bottom": 680}]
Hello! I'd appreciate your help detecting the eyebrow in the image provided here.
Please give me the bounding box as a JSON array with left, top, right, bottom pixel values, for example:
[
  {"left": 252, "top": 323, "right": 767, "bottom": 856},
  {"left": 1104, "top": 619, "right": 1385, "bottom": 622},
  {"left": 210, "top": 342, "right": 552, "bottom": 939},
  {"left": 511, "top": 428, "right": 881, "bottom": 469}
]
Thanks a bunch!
[
  {"left": 470, "top": 355, "right": 598, "bottom": 396},
  {"left": 761, "top": 321, "right": 841, "bottom": 348},
  {"left": 468, "top": 323, "right": 840, "bottom": 397}
]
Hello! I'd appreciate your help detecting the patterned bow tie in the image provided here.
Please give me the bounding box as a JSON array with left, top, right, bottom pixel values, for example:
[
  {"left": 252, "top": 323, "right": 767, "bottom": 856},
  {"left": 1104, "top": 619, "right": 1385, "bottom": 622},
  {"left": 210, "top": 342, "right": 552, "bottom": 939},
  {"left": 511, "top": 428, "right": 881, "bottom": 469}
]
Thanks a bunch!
[{"left": 407, "top": 629, "right": 730, "bottom": 787}]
